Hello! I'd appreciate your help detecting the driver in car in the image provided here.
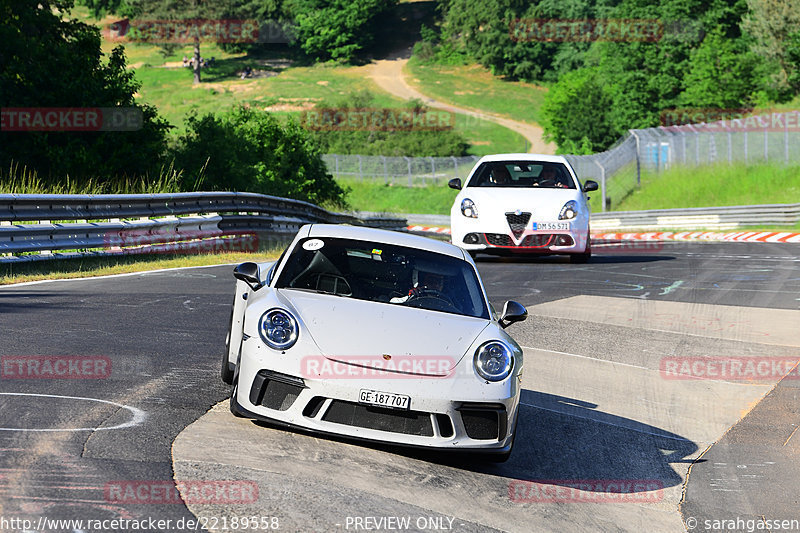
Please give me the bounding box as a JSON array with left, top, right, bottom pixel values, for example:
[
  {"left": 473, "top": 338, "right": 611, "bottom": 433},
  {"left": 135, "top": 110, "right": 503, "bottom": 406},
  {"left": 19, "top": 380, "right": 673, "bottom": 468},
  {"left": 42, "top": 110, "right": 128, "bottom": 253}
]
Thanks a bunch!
[{"left": 390, "top": 271, "right": 446, "bottom": 303}]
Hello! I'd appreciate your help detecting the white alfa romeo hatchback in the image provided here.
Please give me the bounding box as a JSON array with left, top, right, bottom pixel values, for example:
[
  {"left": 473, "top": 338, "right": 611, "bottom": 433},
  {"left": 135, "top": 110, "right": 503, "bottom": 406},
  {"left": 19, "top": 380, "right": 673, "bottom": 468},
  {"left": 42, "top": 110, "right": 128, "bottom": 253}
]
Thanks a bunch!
[{"left": 449, "top": 154, "right": 598, "bottom": 262}]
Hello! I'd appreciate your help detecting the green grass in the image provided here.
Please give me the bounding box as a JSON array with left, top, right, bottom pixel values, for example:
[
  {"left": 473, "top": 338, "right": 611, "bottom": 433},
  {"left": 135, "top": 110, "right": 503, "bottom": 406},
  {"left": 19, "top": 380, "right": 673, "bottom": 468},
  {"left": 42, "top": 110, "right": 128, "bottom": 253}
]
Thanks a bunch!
[
  {"left": 0, "top": 250, "right": 281, "bottom": 286},
  {"left": 405, "top": 57, "right": 548, "bottom": 125},
  {"left": 340, "top": 179, "right": 457, "bottom": 215},
  {"left": 613, "top": 162, "right": 800, "bottom": 211}
]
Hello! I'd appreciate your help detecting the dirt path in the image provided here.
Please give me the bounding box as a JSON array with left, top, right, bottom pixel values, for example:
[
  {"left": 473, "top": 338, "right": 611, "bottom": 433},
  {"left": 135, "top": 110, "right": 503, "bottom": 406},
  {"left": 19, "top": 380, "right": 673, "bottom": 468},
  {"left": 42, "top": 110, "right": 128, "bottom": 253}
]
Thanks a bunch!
[{"left": 368, "top": 57, "right": 556, "bottom": 154}]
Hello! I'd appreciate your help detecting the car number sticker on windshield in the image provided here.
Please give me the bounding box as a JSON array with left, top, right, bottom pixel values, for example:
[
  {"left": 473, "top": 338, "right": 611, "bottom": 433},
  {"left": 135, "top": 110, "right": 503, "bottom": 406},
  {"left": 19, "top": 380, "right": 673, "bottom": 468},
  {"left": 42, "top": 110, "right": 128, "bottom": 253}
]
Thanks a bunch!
[
  {"left": 532, "top": 222, "right": 570, "bottom": 231},
  {"left": 303, "top": 239, "right": 325, "bottom": 251},
  {"left": 359, "top": 389, "right": 410, "bottom": 410}
]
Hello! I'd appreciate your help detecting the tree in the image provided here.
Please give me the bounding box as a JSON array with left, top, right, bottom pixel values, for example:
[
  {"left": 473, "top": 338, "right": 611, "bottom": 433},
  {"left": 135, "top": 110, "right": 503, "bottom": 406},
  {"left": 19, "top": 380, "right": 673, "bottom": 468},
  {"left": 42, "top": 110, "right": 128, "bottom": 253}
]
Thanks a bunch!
[
  {"left": 284, "top": 0, "right": 397, "bottom": 62},
  {"left": 0, "top": 0, "right": 170, "bottom": 182},
  {"left": 679, "top": 28, "right": 762, "bottom": 108},
  {"left": 539, "top": 68, "right": 616, "bottom": 154},
  {"left": 175, "top": 107, "right": 347, "bottom": 207},
  {"left": 742, "top": 0, "right": 800, "bottom": 95},
  {"left": 125, "top": 0, "right": 240, "bottom": 83}
]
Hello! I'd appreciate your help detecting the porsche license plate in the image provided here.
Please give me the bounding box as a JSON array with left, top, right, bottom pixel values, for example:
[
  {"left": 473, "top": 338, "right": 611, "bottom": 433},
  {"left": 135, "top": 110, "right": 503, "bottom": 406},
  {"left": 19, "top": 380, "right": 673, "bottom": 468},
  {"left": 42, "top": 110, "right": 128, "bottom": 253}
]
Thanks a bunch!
[
  {"left": 359, "top": 389, "right": 410, "bottom": 410},
  {"left": 532, "top": 222, "right": 570, "bottom": 231}
]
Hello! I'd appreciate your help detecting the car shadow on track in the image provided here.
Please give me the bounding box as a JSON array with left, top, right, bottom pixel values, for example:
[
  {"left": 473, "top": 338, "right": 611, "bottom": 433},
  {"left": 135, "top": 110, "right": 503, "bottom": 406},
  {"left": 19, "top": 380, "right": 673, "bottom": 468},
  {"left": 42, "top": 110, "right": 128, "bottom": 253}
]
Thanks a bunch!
[{"left": 250, "top": 389, "right": 696, "bottom": 495}]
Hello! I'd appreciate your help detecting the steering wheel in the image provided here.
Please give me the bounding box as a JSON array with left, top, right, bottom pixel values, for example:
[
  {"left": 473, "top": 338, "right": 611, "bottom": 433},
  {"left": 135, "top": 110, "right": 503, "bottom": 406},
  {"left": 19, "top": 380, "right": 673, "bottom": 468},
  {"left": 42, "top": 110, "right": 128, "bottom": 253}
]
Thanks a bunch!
[{"left": 405, "top": 288, "right": 459, "bottom": 312}]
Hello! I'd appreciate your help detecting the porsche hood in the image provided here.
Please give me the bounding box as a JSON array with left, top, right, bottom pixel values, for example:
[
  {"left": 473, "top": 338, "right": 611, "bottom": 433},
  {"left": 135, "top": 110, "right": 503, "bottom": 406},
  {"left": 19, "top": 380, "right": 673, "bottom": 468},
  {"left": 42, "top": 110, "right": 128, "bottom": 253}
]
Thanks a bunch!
[{"left": 277, "top": 290, "right": 490, "bottom": 376}]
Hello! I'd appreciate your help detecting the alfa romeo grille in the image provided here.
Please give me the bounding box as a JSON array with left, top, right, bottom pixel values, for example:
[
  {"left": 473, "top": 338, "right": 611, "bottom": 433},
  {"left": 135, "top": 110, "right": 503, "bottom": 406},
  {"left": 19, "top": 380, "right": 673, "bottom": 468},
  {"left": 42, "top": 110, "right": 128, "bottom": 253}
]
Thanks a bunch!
[{"left": 505, "top": 212, "right": 531, "bottom": 237}]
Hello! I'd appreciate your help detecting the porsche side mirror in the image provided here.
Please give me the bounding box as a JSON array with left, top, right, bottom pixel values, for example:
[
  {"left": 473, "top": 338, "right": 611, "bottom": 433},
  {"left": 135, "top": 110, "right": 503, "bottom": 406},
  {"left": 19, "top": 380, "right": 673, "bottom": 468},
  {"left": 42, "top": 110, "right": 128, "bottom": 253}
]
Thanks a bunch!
[
  {"left": 234, "top": 262, "right": 262, "bottom": 291},
  {"left": 499, "top": 300, "right": 527, "bottom": 328},
  {"left": 583, "top": 180, "right": 599, "bottom": 192},
  {"left": 448, "top": 178, "right": 462, "bottom": 190}
]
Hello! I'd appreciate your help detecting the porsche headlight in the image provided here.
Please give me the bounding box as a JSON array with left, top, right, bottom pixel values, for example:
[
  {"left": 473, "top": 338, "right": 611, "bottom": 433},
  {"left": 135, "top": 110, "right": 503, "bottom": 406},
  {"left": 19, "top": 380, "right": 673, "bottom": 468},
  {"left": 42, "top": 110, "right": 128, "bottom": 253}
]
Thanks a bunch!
[
  {"left": 259, "top": 308, "right": 298, "bottom": 350},
  {"left": 474, "top": 341, "right": 513, "bottom": 382},
  {"left": 559, "top": 200, "right": 578, "bottom": 220},
  {"left": 461, "top": 198, "right": 478, "bottom": 218}
]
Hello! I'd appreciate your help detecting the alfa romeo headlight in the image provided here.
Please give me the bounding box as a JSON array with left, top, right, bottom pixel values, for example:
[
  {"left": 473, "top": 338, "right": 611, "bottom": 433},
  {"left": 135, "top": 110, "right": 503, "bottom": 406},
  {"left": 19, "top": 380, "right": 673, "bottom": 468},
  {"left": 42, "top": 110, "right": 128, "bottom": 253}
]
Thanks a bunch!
[
  {"left": 474, "top": 341, "right": 513, "bottom": 382},
  {"left": 259, "top": 308, "right": 299, "bottom": 350},
  {"left": 461, "top": 198, "right": 478, "bottom": 218},
  {"left": 559, "top": 200, "right": 578, "bottom": 220}
]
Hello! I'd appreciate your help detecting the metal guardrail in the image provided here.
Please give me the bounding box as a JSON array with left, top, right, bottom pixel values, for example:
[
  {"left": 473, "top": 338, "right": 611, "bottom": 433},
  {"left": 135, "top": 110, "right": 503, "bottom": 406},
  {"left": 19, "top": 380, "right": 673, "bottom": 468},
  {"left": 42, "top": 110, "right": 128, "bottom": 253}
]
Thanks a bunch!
[
  {"left": 591, "top": 203, "right": 800, "bottom": 231},
  {"left": 0, "top": 192, "right": 407, "bottom": 261},
  {"left": 365, "top": 204, "right": 800, "bottom": 233}
]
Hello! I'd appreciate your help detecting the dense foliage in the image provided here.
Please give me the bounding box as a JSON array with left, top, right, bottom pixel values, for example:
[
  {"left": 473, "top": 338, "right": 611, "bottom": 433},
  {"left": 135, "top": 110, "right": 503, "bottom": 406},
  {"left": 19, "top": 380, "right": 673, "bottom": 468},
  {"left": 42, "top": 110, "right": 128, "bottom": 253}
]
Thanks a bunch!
[
  {"left": 425, "top": 0, "right": 800, "bottom": 154},
  {"left": 0, "top": 0, "right": 170, "bottom": 182},
  {"left": 79, "top": 0, "right": 397, "bottom": 63},
  {"left": 174, "top": 107, "right": 347, "bottom": 206},
  {"left": 306, "top": 91, "right": 469, "bottom": 156}
]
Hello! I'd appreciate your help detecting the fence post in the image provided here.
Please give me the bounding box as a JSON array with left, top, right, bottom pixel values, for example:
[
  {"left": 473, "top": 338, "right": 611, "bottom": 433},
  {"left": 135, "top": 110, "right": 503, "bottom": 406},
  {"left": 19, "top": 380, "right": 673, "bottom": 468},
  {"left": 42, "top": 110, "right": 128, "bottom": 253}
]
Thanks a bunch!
[
  {"left": 430, "top": 157, "right": 436, "bottom": 186},
  {"left": 630, "top": 130, "right": 641, "bottom": 186},
  {"left": 786, "top": 119, "right": 790, "bottom": 164},
  {"left": 334, "top": 155, "right": 339, "bottom": 179},
  {"left": 744, "top": 131, "right": 748, "bottom": 162},
  {"left": 728, "top": 131, "right": 732, "bottom": 164},
  {"left": 594, "top": 160, "right": 607, "bottom": 212},
  {"left": 451, "top": 156, "right": 458, "bottom": 181},
  {"left": 357, "top": 155, "right": 363, "bottom": 181},
  {"left": 382, "top": 156, "right": 388, "bottom": 185},
  {"left": 764, "top": 128, "right": 768, "bottom": 162},
  {"left": 404, "top": 156, "right": 412, "bottom": 187}
]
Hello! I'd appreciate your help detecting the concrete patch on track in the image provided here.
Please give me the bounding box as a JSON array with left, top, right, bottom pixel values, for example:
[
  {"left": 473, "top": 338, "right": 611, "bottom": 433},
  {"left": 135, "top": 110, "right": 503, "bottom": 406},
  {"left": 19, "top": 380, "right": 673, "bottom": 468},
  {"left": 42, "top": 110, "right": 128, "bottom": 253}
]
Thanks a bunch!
[{"left": 172, "top": 295, "right": 799, "bottom": 532}]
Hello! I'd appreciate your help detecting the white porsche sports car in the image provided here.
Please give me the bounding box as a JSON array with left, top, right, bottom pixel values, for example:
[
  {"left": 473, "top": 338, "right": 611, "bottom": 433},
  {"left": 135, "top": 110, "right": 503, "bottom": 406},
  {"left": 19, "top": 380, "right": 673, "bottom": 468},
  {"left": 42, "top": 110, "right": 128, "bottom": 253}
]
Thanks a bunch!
[
  {"left": 222, "top": 224, "right": 527, "bottom": 461},
  {"left": 449, "top": 154, "right": 599, "bottom": 262}
]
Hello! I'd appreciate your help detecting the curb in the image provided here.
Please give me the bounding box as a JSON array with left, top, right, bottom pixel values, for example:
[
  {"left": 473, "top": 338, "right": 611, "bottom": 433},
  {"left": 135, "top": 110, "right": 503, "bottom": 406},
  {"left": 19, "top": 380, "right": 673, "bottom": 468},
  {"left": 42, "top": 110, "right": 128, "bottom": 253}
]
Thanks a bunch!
[{"left": 407, "top": 226, "right": 800, "bottom": 244}]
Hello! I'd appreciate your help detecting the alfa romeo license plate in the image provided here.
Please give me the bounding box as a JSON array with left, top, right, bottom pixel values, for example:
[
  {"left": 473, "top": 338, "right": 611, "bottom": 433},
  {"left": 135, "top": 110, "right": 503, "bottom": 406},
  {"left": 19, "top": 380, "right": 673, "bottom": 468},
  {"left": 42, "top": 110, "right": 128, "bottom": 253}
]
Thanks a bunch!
[
  {"left": 532, "top": 222, "right": 570, "bottom": 231},
  {"left": 359, "top": 389, "right": 410, "bottom": 410}
]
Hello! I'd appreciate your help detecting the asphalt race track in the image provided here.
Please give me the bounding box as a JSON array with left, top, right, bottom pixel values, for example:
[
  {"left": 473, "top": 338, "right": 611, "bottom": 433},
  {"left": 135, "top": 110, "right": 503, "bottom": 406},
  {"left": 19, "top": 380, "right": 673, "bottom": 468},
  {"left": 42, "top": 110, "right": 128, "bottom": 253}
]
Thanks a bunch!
[{"left": 1, "top": 240, "right": 799, "bottom": 533}]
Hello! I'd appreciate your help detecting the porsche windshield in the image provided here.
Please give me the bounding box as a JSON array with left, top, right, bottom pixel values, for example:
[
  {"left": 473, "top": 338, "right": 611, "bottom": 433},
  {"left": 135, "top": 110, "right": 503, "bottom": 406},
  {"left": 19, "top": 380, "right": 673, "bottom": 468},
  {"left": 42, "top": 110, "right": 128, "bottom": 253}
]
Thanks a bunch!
[
  {"left": 274, "top": 237, "right": 489, "bottom": 319},
  {"left": 466, "top": 161, "right": 576, "bottom": 189}
]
